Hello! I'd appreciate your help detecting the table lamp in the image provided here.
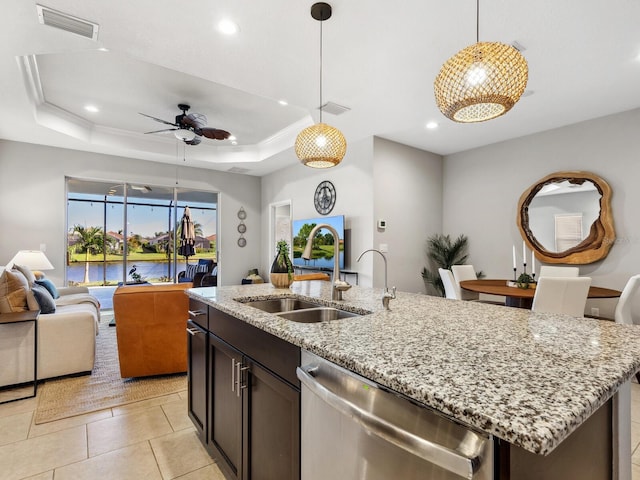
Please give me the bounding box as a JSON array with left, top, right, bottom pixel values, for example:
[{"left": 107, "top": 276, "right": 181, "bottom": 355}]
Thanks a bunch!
[{"left": 8, "top": 250, "right": 54, "bottom": 271}]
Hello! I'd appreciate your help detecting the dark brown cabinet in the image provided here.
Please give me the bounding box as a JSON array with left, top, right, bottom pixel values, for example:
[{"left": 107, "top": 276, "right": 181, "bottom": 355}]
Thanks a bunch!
[
  {"left": 187, "top": 320, "right": 208, "bottom": 441},
  {"left": 187, "top": 301, "right": 301, "bottom": 480},
  {"left": 243, "top": 359, "right": 300, "bottom": 480},
  {"left": 209, "top": 334, "right": 243, "bottom": 478}
]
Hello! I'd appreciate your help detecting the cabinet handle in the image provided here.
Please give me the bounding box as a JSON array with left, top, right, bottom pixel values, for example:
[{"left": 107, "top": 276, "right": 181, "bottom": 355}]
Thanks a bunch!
[
  {"left": 236, "top": 362, "right": 250, "bottom": 397},
  {"left": 188, "top": 309, "right": 206, "bottom": 318},
  {"left": 231, "top": 359, "right": 236, "bottom": 393},
  {"left": 186, "top": 327, "right": 202, "bottom": 336}
]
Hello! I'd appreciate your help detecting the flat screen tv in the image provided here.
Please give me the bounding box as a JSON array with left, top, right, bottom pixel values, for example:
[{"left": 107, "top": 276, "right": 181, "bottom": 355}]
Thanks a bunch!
[{"left": 292, "top": 215, "right": 345, "bottom": 270}]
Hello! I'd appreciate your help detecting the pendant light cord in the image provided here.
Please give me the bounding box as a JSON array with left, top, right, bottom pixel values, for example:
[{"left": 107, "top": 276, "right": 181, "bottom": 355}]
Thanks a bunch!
[
  {"left": 476, "top": 0, "right": 480, "bottom": 43},
  {"left": 319, "top": 16, "right": 323, "bottom": 124}
]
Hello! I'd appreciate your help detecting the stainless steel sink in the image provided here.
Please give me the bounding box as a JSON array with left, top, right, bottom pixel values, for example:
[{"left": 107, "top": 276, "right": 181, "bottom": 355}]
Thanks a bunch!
[
  {"left": 242, "top": 297, "right": 322, "bottom": 313},
  {"left": 276, "top": 307, "right": 361, "bottom": 323}
]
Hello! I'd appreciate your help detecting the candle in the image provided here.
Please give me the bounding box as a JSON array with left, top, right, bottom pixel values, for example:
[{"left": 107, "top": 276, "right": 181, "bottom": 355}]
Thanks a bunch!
[
  {"left": 522, "top": 241, "right": 527, "bottom": 264},
  {"left": 512, "top": 246, "right": 517, "bottom": 269},
  {"left": 531, "top": 251, "right": 535, "bottom": 275}
]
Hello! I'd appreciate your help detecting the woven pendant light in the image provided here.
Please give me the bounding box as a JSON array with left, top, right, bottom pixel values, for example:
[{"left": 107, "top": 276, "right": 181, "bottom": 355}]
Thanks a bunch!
[
  {"left": 434, "top": 1, "right": 528, "bottom": 123},
  {"left": 295, "top": 3, "right": 347, "bottom": 168}
]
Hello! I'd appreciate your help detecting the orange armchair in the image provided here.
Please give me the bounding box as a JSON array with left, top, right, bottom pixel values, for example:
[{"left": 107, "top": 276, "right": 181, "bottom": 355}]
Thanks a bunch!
[{"left": 113, "top": 283, "right": 192, "bottom": 378}]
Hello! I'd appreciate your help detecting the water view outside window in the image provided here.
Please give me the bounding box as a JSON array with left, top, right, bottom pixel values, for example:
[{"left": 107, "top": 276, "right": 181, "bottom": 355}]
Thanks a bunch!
[{"left": 66, "top": 179, "right": 217, "bottom": 287}]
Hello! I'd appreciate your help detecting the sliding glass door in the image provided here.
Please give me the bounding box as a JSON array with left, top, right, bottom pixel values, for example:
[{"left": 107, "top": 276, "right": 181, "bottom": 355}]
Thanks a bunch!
[{"left": 66, "top": 178, "right": 218, "bottom": 288}]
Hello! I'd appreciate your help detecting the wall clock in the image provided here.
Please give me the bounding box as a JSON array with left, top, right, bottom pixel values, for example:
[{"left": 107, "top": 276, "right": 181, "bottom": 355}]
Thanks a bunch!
[{"left": 314, "top": 180, "right": 336, "bottom": 215}]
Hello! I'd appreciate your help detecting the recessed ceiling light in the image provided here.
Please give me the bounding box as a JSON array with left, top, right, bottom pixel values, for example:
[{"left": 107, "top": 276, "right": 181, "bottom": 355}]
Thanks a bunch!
[
  {"left": 84, "top": 104, "right": 99, "bottom": 113},
  {"left": 426, "top": 121, "right": 438, "bottom": 129},
  {"left": 231, "top": 141, "right": 238, "bottom": 145},
  {"left": 218, "top": 19, "right": 239, "bottom": 35},
  {"left": 278, "top": 100, "right": 288, "bottom": 106},
  {"left": 97, "top": 47, "right": 109, "bottom": 52}
]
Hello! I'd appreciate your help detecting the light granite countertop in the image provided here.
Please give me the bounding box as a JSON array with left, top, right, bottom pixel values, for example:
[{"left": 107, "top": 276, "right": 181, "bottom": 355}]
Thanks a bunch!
[{"left": 187, "top": 282, "right": 640, "bottom": 456}]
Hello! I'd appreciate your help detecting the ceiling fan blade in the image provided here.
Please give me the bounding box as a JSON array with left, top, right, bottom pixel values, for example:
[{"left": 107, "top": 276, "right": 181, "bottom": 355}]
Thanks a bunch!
[
  {"left": 183, "top": 113, "right": 207, "bottom": 129},
  {"left": 139, "top": 112, "right": 178, "bottom": 126},
  {"left": 199, "top": 127, "right": 231, "bottom": 140},
  {"left": 144, "top": 128, "right": 178, "bottom": 134}
]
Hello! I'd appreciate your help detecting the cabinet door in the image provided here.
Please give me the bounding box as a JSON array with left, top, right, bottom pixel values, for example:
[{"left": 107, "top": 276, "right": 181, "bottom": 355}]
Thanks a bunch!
[
  {"left": 244, "top": 361, "right": 300, "bottom": 480},
  {"left": 187, "top": 321, "right": 207, "bottom": 441},
  {"left": 209, "top": 335, "right": 243, "bottom": 480}
]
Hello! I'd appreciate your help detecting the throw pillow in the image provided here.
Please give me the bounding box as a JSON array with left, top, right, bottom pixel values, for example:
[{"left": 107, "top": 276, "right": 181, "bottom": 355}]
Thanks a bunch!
[
  {"left": 0, "top": 287, "right": 29, "bottom": 313},
  {"left": 31, "top": 284, "right": 56, "bottom": 314},
  {"left": 35, "top": 278, "right": 60, "bottom": 299},
  {"left": 185, "top": 263, "right": 209, "bottom": 279},
  {"left": 0, "top": 269, "right": 30, "bottom": 312},
  {"left": 14, "top": 264, "right": 36, "bottom": 286}
]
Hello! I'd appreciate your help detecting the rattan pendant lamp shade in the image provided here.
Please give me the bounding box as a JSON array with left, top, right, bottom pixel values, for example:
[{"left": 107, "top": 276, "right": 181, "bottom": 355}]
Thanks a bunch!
[
  {"left": 295, "top": 2, "right": 346, "bottom": 168},
  {"left": 434, "top": 0, "right": 528, "bottom": 123}
]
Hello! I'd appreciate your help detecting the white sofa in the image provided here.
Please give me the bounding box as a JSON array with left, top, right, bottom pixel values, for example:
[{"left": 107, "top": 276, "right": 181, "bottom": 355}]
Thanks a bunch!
[{"left": 0, "top": 285, "right": 100, "bottom": 386}]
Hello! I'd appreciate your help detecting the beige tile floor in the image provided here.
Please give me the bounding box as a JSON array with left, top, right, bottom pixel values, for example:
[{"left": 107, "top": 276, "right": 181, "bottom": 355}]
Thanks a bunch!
[
  {"left": 0, "top": 388, "right": 227, "bottom": 480},
  {"left": 2, "top": 382, "right": 640, "bottom": 479}
]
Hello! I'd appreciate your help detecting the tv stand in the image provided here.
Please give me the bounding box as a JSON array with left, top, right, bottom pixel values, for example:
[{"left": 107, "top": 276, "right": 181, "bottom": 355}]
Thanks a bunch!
[{"left": 293, "top": 265, "right": 359, "bottom": 285}]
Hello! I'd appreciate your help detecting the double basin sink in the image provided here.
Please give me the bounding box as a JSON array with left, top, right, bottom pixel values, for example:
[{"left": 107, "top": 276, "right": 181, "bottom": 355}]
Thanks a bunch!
[{"left": 239, "top": 297, "right": 368, "bottom": 323}]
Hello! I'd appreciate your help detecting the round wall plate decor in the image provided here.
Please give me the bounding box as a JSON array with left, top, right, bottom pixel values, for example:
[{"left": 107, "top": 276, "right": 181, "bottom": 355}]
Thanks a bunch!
[
  {"left": 314, "top": 180, "right": 336, "bottom": 215},
  {"left": 237, "top": 223, "right": 247, "bottom": 234},
  {"left": 237, "top": 237, "right": 246, "bottom": 247},
  {"left": 237, "top": 207, "right": 247, "bottom": 220}
]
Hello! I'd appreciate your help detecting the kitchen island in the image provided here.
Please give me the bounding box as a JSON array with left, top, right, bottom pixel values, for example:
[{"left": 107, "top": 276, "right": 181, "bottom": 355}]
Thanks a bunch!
[{"left": 187, "top": 281, "right": 640, "bottom": 478}]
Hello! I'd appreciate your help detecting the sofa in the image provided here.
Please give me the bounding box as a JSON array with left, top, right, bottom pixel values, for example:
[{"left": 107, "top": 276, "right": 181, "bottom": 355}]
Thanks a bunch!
[
  {"left": 178, "top": 259, "right": 217, "bottom": 287},
  {"left": 112, "top": 282, "right": 191, "bottom": 378},
  {"left": 0, "top": 266, "right": 100, "bottom": 386}
]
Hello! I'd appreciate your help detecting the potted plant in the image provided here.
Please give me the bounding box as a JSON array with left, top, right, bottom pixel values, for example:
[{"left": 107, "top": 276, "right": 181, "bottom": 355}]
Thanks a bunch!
[
  {"left": 270, "top": 240, "right": 294, "bottom": 288},
  {"left": 421, "top": 234, "right": 482, "bottom": 296}
]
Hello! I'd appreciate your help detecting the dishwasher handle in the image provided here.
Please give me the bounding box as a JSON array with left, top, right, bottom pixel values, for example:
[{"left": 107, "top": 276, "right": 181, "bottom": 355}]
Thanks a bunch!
[{"left": 297, "top": 365, "right": 486, "bottom": 479}]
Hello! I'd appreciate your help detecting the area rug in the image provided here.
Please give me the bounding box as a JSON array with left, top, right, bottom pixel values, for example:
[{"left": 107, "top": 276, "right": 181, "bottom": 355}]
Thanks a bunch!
[{"left": 34, "top": 312, "right": 187, "bottom": 424}]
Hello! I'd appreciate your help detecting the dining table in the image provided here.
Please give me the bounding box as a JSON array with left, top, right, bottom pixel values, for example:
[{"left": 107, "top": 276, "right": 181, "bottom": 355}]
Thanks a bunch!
[{"left": 459, "top": 279, "right": 621, "bottom": 309}]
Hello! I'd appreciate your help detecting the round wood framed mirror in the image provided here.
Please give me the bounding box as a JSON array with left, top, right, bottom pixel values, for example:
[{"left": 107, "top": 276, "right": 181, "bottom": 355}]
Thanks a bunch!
[{"left": 517, "top": 171, "right": 615, "bottom": 264}]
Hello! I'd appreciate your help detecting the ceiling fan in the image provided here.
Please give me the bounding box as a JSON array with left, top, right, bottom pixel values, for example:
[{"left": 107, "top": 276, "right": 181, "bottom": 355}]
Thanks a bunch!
[{"left": 140, "top": 103, "right": 231, "bottom": 146}]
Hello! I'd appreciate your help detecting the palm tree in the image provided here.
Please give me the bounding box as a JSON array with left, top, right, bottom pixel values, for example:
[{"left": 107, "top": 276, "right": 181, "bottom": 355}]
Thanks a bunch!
[
  {"left": 421, "top": 234, "right": 469, "bottom": 297},
  {"left": 73, "top": 225, "right": 104, "bottom": 284}
]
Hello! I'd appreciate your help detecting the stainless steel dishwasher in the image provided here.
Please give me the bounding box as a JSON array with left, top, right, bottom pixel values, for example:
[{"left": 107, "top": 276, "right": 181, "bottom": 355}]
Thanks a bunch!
[{"left": 297, "top": 351, "right": 494, "bottom": 480}]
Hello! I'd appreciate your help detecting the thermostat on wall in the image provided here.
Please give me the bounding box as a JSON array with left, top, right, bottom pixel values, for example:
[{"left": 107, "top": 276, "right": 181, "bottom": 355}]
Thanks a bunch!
[{"left": 377, "top": 219, "right": 386, "bottom": 230}]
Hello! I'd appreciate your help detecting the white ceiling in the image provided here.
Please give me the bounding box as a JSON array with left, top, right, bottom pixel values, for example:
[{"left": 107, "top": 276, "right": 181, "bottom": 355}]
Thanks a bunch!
[{"left": 2, "top": 0, "right": 640, "bottom": 177}]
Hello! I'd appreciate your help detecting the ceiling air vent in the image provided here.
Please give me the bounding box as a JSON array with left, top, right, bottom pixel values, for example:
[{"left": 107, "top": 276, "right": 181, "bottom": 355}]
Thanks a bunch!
[
  {"left": 320, "top": 102, "right": 351, "bottom": 116},
  {"left": 37, "top": 5, "right": 99, "bottom": 41}
]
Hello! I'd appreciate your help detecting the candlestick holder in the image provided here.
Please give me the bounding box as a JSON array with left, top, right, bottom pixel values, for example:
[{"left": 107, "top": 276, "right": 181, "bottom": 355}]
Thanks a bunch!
[{"left": 513, "top": 267, "right": 517, "bottom": 281}]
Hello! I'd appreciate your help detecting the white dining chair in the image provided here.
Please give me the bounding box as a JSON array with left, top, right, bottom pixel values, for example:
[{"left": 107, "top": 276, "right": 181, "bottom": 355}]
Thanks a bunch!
[
  {"left": 451, "top": 265, "right": 479, "bottom": 301},
  {"left": 615, "top": 275, "right": 640, "bottom": 385},
  {"left": 614, "top": 275, "right": 640, "bottom": 325},
  {"left": 531, "top": 276, "right": 591, "bottom": 317},
  {"left": 538, "top": 266, "right": 580, "bottom": 278},
  {"left": 438, "top": 268, "right": 459, "bottom": 300}
]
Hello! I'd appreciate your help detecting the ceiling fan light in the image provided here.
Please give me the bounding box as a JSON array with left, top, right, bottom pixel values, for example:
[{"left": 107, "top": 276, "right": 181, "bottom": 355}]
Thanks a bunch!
[
  {"left": 174, "top": 128, "right": 196, "bottom": 141},
  {"left": 434, "top": 42, "right": 528, "bottom": 123},
  {"left": 295, "top": 122, "right": 346, "bottom": 168}
]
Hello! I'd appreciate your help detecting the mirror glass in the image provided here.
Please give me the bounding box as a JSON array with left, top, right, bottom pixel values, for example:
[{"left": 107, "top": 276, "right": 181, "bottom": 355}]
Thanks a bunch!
[
  {"left": 517, "top": 172, "right": 615, "bottom": 264},
  {"left": 527, "top": 180, "right": 601, "bottom": 253}
]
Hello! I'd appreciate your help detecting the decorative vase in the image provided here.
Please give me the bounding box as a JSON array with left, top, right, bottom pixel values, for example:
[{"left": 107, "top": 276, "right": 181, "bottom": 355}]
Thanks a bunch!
[{"left": 270, "top": 241, "right": 294, "bottom": 288}]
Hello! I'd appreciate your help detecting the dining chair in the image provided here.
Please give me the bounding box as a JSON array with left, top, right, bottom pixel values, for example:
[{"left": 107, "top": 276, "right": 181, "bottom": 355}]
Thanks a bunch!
[
  {"left": 531, "top": 276, "right": 591, "bottom": 317},
  {"left": 438, "top": 268, "right": 459, "bottom": 300},
  {"left": 538, "top": 266, "right": 580, "bottom": 278},
  {"left": 451, "top": 265, "right": 479, "bottom": 301},
  {"left": 614, "top": 275, "right": 640, "bottom": 383}
]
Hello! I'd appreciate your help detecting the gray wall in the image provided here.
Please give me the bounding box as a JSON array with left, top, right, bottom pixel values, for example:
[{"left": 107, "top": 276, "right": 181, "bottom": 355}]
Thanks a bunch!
[
  {"left": 373, "top": 137, "right": 443, "bottom": 293},
  {"left": 442, "top": 107, "right": 640, "bottom": 317},
  {"left": 261, "top": 137, "right": 443, "bottom": 294},
  {"left": 0, "top": 140, "right": 261, "bottom": 287}
]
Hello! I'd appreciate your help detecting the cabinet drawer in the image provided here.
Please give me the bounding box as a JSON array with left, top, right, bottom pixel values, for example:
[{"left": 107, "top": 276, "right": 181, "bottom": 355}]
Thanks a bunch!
[
  {"left": 209, "top": 307, "right": 300, "bottom": 387},
  {"left": 189, "top": 299, "right": 209, "bottom": 330}
]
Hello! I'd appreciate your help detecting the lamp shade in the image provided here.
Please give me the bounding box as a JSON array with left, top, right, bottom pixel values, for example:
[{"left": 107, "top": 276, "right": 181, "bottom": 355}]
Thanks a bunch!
[
  {"left": 9, "top": 250, "right": 54, "bottom": 270},
  {"left": 295, "top": 122, "right": 347, "bottom": 168},
  {"left": 434, "top": 42, "right": 528, "bottom": 123}
]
